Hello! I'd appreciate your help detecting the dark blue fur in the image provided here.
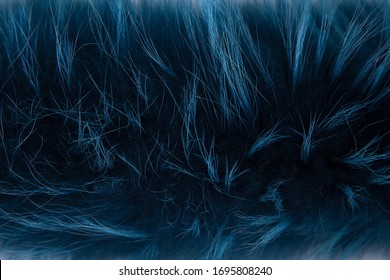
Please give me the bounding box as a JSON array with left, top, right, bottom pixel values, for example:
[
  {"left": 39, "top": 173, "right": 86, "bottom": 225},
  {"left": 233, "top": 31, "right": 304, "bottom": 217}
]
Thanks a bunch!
[{"left": 0, "top": 0, "right": 389, "bottom": 259}]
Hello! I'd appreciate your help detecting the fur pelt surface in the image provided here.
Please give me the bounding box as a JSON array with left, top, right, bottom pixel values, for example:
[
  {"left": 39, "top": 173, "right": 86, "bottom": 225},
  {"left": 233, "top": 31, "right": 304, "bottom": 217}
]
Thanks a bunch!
[{"left": 0, "top": 0, "right": 389, "bottom": 259}]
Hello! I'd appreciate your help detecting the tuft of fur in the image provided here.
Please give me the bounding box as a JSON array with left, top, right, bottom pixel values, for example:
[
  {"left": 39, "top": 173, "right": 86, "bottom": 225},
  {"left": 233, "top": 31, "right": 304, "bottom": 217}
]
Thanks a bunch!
[{"left": 0, "top": 0, "right": 389, "bottom": 259}]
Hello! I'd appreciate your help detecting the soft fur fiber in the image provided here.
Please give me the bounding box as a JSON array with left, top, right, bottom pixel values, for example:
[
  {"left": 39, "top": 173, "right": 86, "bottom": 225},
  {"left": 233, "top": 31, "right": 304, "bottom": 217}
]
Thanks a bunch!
[{"left": 0, "top": 0, "right": 389, "bottom": 259}]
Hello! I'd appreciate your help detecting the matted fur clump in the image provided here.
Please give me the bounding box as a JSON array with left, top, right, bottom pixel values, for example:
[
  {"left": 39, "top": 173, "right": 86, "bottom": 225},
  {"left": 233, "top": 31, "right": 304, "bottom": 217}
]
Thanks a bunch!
[{"left": 0, "top": 0, "right": 389, "bottom": 259}]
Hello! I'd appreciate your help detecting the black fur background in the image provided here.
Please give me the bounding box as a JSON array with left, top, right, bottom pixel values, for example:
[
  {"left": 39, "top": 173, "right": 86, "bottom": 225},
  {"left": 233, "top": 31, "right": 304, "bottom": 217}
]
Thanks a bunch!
[{"left": 0, "top": 0, "right": 389, "bottom": 259}]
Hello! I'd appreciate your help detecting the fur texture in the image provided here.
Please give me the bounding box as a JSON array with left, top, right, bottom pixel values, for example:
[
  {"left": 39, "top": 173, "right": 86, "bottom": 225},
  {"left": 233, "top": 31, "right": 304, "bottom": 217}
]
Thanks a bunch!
[{"left": 0, "top": 0, "right": 389, "bottom": 259}]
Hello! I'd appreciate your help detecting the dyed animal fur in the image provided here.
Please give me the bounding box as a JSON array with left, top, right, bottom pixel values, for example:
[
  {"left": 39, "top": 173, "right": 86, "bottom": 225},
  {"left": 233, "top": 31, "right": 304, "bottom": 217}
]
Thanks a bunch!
[{"left": 0, "top": 0, "right": 389, "bottom": 259}]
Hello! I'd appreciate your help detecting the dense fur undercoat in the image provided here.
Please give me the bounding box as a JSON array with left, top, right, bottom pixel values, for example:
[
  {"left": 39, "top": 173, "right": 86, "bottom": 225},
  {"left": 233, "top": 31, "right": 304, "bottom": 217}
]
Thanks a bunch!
[{"left": 0, "top": 0, "right": 389, "bottom": 259}]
